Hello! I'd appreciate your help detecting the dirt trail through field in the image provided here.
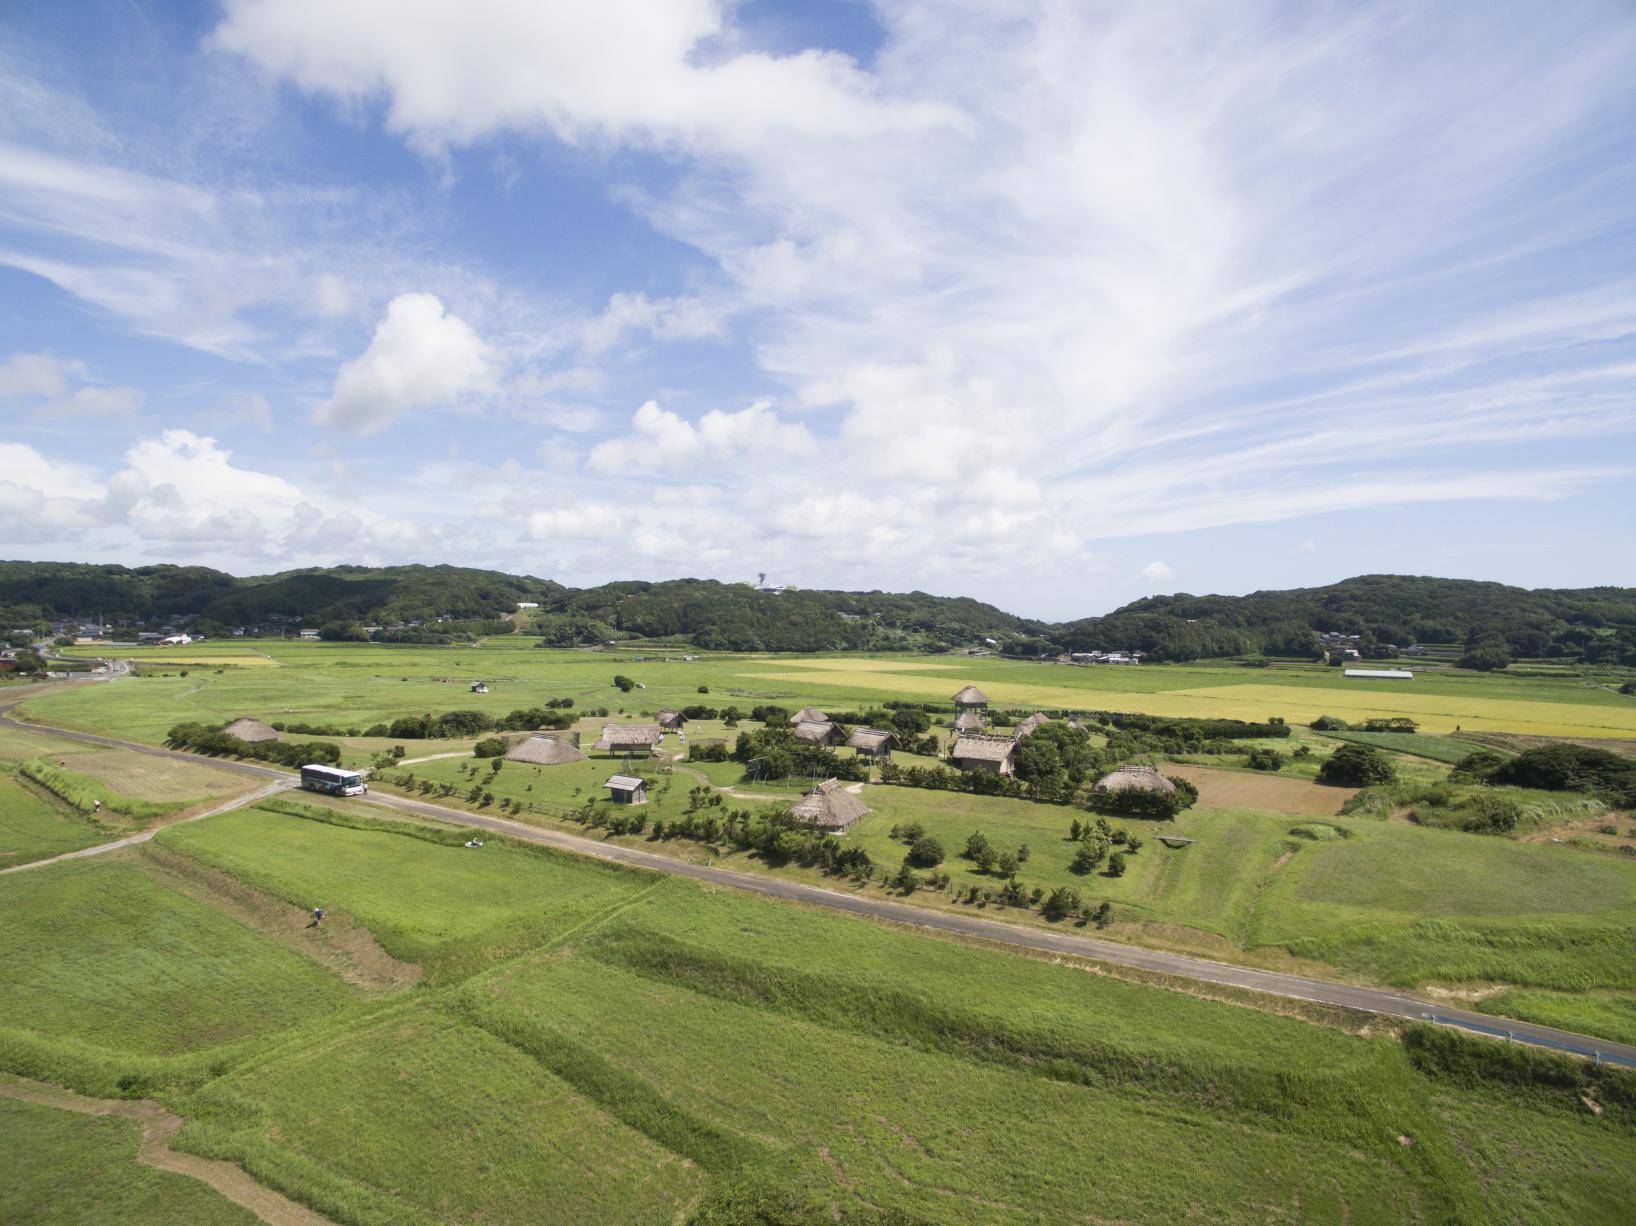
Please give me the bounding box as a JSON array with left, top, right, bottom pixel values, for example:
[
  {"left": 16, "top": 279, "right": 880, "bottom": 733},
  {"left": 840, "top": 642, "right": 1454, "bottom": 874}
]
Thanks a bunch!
[
  {"left": 1164, "top": 764, "right": 1356, "bottom": 815},
  {"left": 0, "top": 780, "right": 293, "bottom": 875},
  {"left": 0, "top": 1074, "right": 335, "bottom": 1226}
]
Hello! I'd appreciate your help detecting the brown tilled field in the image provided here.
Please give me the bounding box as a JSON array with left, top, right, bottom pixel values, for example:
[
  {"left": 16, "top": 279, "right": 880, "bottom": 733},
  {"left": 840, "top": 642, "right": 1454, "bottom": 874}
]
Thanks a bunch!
[{"left": 1165, "top": 763, "right": 1356, "bottom": 815}]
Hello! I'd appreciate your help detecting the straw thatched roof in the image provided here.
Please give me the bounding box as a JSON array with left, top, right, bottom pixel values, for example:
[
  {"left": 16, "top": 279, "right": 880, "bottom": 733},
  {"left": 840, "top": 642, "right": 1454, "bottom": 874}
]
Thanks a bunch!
[
  {"left": 594, "top": 722, "right": 663, "bottom": 750},
  {"left": 1013, "top": 712, "right": 1051, "bottom": 737},
  {"left": 789, "top": 778, "right": 870, "bottom": 832},
  {"left": 221, "top": 717, "right": 280, "bottom": 743},
  {"left": 950, "top": 734, "right": 1017, "bottom": 764},
  {"left": 953, "top": 710, "right": 986, "bottom": 733},
  {"left": 953, "top": 685, "right": 990, "bottom": 706},
  {"left": 792, "top": 720, "right": 840, "bottom": 745},
  {"left": 791, "top": 706, "right": 828, "bottom": 725},
  {"left": 505, "top": 734, "right": 585, "bottom": 766},
  {"left": 656, "top": 709, "right": 683, "bottom": 728},
  {"left": 1096, "top": 764, "right": 1176, "bottom": 793},
  {"left": 846, "top": 728, "right": 896, "bottom": 753}
]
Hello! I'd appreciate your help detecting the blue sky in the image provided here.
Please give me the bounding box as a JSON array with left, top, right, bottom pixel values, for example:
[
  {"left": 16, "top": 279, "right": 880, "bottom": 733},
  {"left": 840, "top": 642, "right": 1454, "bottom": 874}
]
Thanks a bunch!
[{"left": 1, "top": 0, "right": 1633, "bottom": 619}]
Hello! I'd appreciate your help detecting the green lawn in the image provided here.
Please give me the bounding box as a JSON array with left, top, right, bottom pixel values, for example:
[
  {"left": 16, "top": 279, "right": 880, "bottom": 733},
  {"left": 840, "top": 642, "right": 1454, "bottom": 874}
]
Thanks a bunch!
[{"left": 0, "top": 1095, "right": 253, "bottom": 1225}]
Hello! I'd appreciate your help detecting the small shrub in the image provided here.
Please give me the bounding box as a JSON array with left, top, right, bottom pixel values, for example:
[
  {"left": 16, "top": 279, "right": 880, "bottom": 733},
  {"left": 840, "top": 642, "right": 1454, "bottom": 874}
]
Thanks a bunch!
[
  {"left": 473, "top": 737, "right": 510, "bottom": 758},
  {"left": 906, "top": 835, "right": 945, "bottom": 868}
]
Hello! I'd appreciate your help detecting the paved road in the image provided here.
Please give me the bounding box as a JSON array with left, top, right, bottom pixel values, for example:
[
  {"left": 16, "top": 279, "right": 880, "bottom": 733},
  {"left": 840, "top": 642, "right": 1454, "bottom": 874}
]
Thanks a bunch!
[{"left": 5, "top": 696, "right": 1635, "bottom": 1068}]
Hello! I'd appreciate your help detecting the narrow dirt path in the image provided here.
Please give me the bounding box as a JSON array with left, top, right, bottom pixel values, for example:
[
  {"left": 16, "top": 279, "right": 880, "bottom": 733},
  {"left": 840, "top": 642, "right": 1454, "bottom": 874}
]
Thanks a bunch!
[
  {"left": 0, "top": 780, "right": 294, "bottom": 876},
  {"left": 397, "top": 750, "right": 471, "bottom": 766},
  {"left": 0, "top": 1075, "right": 335, "bottom": 1226}
]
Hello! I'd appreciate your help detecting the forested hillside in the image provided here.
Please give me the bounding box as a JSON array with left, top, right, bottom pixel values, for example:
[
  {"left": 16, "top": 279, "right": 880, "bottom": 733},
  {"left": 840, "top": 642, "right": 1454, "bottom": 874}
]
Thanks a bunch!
[
  {"left": 4, "top": 562, "right": 1634, "bottom": 662},
  {"left": 1057, "top": 575, "right": 1636, "bottom": 663}
]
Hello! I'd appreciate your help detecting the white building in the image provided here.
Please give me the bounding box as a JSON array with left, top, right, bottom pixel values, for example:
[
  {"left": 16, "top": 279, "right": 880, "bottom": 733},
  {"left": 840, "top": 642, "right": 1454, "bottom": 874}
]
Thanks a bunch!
[{"left": 1343, "top": 668, "right": 1414, "bottom": 680}]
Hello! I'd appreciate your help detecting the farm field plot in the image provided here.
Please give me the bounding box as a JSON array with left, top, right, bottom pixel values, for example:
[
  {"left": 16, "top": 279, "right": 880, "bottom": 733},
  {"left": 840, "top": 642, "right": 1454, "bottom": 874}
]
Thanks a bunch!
[
  {"left": 1317, "top": 729, "right": 1482, "bottom": 762},
  {"left": 157, "top": 801, "right": 657, "bottom": 978},
  {"left": 52, "top": 749, "right": 251, "bottom": 803},
  {"left": 0, "top": 773, "right": 102, "bottom": 868},
  {"left": 0, "top": 1094, "right": 253, "bottom": 1225},
  {"left": 0, "top": 855, "right": 362, "bottom": 1066},
  {"left": 745, "top": 666, "right": 1636, "bottom": 737},
  {"left": 36, "top": 641, "right": 1636, "bottom": 750},
  {"left": 182, "top": 1003, "right": 707, "bottom": 1226},
  {"left": 1163, "top": 762, "right": 1355, "bottom": 813}
]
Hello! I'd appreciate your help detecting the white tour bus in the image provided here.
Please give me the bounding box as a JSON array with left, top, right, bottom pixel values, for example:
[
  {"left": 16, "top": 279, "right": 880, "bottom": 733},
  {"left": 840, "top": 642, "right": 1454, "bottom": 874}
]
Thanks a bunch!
[{"left": 299, "top": 763, "right": 368, "bottom": 797}]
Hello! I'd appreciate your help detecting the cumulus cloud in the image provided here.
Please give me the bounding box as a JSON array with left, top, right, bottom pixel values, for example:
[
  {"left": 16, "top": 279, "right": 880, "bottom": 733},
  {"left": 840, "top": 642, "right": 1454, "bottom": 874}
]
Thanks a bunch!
[
  {"left": 586, "top": 399, "right": 814, "bottom": 473},
  {"left": 317, "top": 293, "right": 496, "bottom": 434},
  {"left": 0, "top": 351, "right": 142, "bottom": 420},
  {"left": 1139, "top": 561, "right": 1176, "bottom": 585}
]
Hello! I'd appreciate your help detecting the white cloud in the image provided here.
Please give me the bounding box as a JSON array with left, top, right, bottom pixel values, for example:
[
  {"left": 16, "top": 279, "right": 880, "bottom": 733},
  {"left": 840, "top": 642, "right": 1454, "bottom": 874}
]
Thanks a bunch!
[
  {"left": 581, "top": 292, "right": 723, "bottom": 355},
  {"left": 212, "top": 0, "right": 943, "bottom": 155},
  {"left": 317, "top": 293, "right": 496, "bottom": 434},
  {"left": 1138, "top": 561, "right": 1176, "bottom": 585},
  {"left": 0, "top": 351, "right": 143, "bottom": 420},
  {"left": 586, "top": 398, "right": 814, "bottom": 473}
]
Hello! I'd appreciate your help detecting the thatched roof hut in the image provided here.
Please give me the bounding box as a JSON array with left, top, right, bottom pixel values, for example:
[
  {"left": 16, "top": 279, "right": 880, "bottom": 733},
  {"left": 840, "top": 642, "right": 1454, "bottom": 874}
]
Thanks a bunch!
[
  {"left": 949, "top": 733, "right": 1017, "bottom": 775},
  {"left": 504, "top": 734, "right": 585, "bottom": 766},
  {"left": 221, "top": 717, "right": 280, "bottom": 743},
  {"left": 656, "top": 709, "right": 684, "bottom": 729},
  {"left": 791, "top": 706, "right": 828, "bottom": 725},
  {"left": 953, "top": 685, "right": 990, "bottom": 709},
  {"left": 1013, "top": 712, "right": 1051, "bottom": 738},
  {"left": 953, "top": 710, "right": 986, "bottom": 733},
  {"left": 846, "top": 727, "right": 896, "bottom": 756},
  {"left": 594, "top": 723, "right": 663, "bottom": 752},
  {"left": 789, "top": 778, "right": 870, "bottom": 832},
  {"left": 1095, "top": 764, "right": 1176, "bottom": 793},
  {"left": 792, "top": 720, "right": 841, "bottom": 746}
]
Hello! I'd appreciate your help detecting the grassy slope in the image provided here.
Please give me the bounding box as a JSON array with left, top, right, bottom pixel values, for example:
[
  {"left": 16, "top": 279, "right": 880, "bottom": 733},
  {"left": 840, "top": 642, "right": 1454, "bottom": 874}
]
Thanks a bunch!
[{"left": 0, "top": 1096, "right": 253, "bottom": 1226}]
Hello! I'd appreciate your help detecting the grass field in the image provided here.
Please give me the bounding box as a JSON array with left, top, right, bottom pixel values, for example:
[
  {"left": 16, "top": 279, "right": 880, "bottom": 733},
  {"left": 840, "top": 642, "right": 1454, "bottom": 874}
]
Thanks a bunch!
[
  {"left": 0, "top": 772, "right": 102, "bottom": 868},
  {"left": 0, "top": 1095, "right": 253, "bottom": 1225},
  {"left": 7, "top": 642, "right": 1635, "bottom": 1221},
  {"left": 1, "top": 790, "right": 1630, "bottom": 1222},
  {"left": 35, "top": 641, "right": 1636, "bottom": 745},
  {"left": 157, "top": 800, "right": 658, "bottom": 980},
  {"left": 0, "top": 855, "right": 362, "bottom": 1065},
  {"left": 1318, "top": 729, "right": 1487, "bottom": 762}
]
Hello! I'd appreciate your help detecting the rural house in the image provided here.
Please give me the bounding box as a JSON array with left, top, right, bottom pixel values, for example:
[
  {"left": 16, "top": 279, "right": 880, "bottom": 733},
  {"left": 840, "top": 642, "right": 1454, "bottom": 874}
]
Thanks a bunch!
[
  {"left": 504, "top": 734, "right": 585, "bottom": 766},
  {"left": 604, "top": 775, "right": 648, "bottom": 804},
  {"left": 221, "top": 717, "right": 280, "bottom": 743},
  {"left": 953, "top": 710, "right": 986, "bottom": 733},
  {"left": 845, "top": 728, "right": 896, "bottom": 758},
  {"left": 593, "top": 723, "right": 663, "bottom": 754},
  {"left": 791, "top": 706, "right": 828, "bottom": 725},
  {"left": 1013, "top": 712, "right": 1051, "bottom": 738},
  {"left": 953, "top": 685, "right": 990, "bottom": 710},
  {"left": 656, "top": 709, "right": 684, "bottom": 730},
  {"left": 789, "top": 778, "right": 870, "bottom": 832},
  {"left": 949, "top": 733, "right": 1017, "bottom": 775},
  {"left": 792, "top": 719, "right": 843, "bottom": 746}
]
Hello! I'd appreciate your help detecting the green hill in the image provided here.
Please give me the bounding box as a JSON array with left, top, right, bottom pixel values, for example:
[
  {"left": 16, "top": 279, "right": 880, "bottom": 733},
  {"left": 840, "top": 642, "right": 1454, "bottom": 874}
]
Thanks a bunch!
[{"left": 3, "top": 562, "right": 1633, "bottom": 662}]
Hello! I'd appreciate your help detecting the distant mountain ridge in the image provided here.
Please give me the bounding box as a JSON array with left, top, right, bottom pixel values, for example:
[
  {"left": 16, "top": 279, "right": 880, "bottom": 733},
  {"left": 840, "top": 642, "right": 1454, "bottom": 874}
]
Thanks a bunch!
[{"left": 2, "top": 562, "right": 1633, "bottom": 662}]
